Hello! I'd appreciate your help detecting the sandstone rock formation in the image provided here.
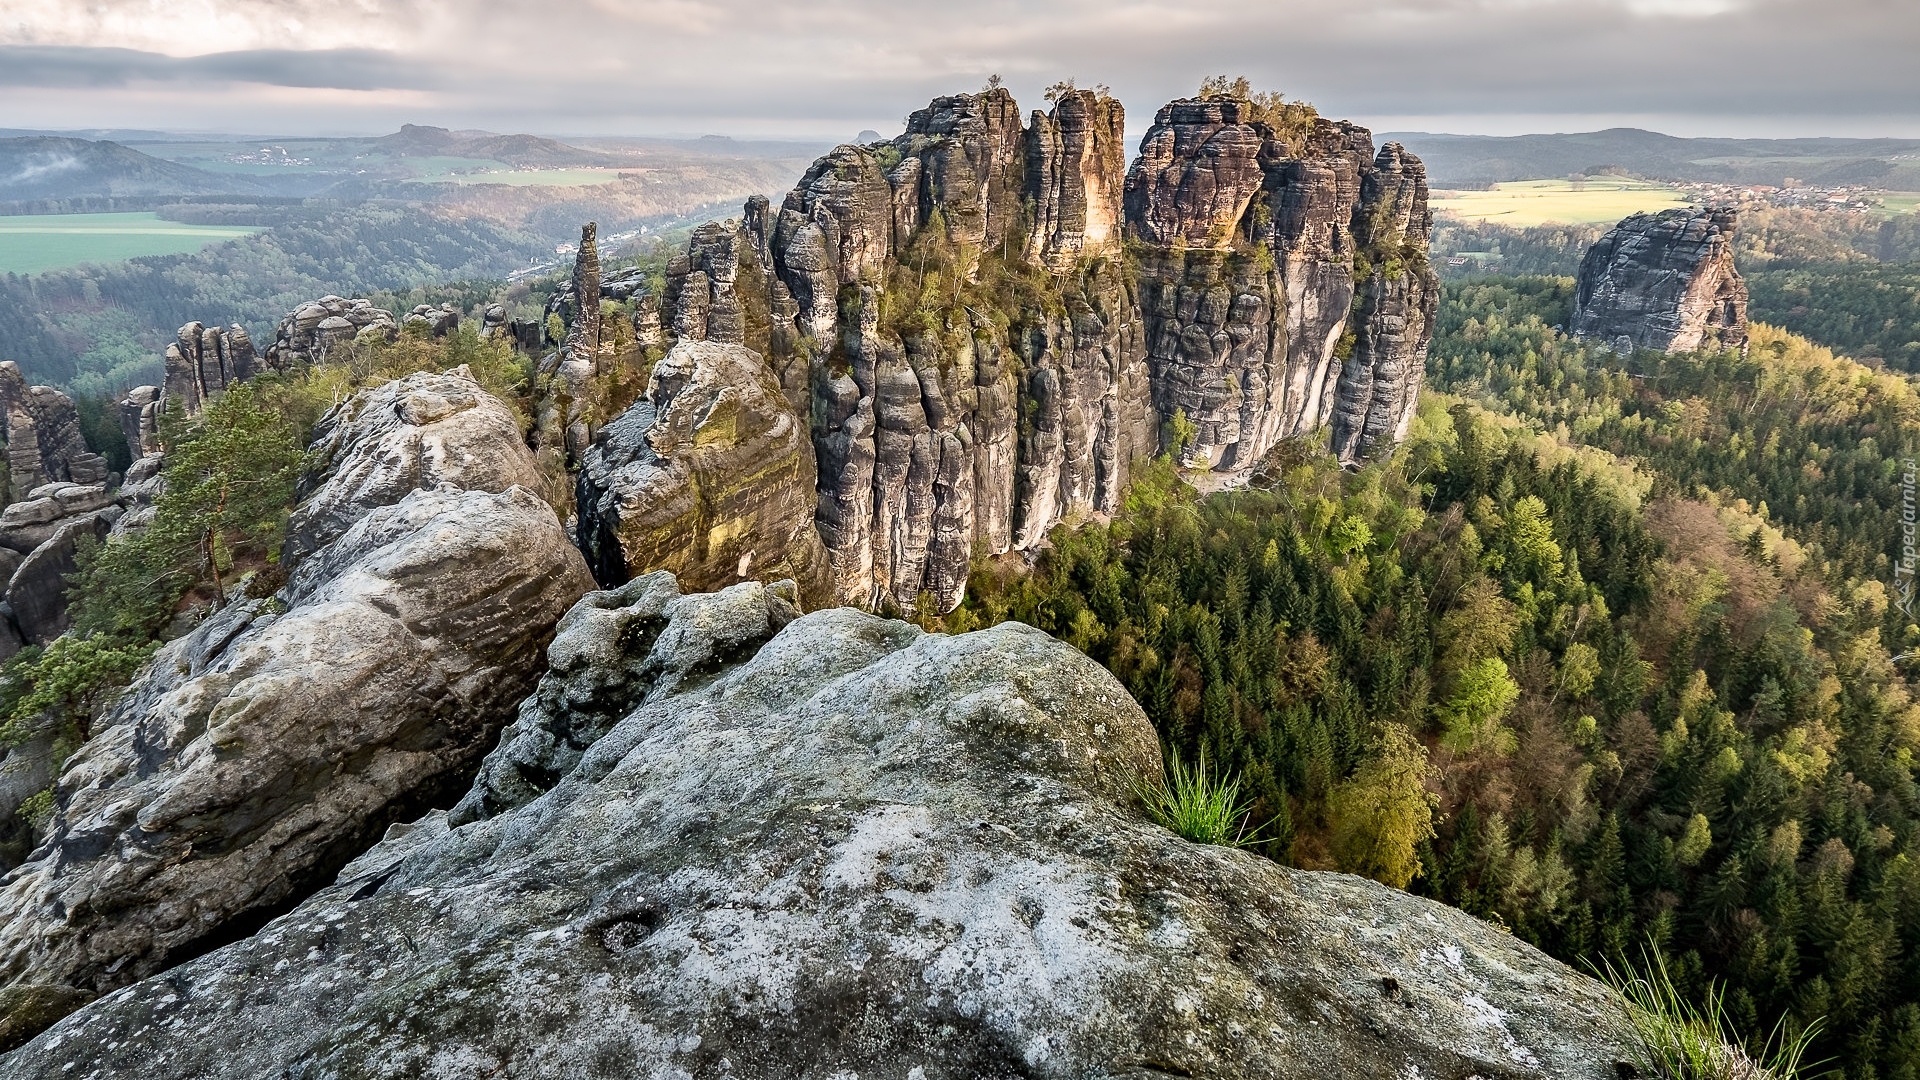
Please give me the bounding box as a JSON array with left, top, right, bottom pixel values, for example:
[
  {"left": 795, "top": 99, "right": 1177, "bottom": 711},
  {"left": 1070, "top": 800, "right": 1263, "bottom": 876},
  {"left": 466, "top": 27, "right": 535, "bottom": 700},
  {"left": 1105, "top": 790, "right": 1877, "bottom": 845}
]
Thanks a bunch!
[
  {"left": 162, "top": 321, "right": 256, "bottom": 416},
  {"left": 0, "top": 363, "right": 108, "bottom": 501},
  {"left": 262, "top": 295, "right": 399, "bottom": 368},
  {"left": 0, "top": 369, "right": 594, "bottom": 1041},
  {"left": 0, "top": 483, "right": 118, "bottom": 644},
  {"left": 575, "top": 341, "right": 829, "bottom": 601},
  {"left": 284, "top": 366, "right": 547, "bottom": 566},
  {"left": 116, "top": 386, "right": 163, "bottom": 460},
  {"left": 401, "top": 303, "right": 460, "bottom": 337},
  {"left": 1, "top": 576, "right": 1643, "bottom": 1078},
  {"left": 1570, "top": 207, "right": 1749, "bottom": 355},
  {"left": 634, "top": 87, "right": 1434, "bottom": 613},
  {"left": 667, "top": 87, "right": 1154, "bottom": 613},
  {"left": 1126, "top": 102, "right": 1438, "bottom": 470}
]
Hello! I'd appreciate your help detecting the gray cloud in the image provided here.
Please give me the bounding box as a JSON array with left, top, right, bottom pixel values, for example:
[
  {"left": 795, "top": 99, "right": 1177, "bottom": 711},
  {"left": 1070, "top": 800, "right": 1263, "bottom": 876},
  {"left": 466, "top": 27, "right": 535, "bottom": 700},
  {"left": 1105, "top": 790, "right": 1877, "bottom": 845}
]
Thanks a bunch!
[
  {"left": 0, "top": 0, "right": 1914, "bottom": 137},
  {"left": 0, "top": 45, "right": 442, "bottom": 91}
]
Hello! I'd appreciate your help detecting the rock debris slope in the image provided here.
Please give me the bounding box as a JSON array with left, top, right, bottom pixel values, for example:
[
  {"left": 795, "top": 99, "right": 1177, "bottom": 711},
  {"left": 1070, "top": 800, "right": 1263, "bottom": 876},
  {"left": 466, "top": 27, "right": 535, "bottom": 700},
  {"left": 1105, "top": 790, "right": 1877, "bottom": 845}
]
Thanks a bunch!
[
  {"left": 616, "top": 87, "right": 1436, "bottom": 614},
  {"left": 1570, "top": 207, "right": 1749, "bottom": 355},
  {"left": 1, "top": 572, "right": 1642, "bottom": 1078},
  {"left": 0, "top": 368, "right": 593, "bottom": 1046}
]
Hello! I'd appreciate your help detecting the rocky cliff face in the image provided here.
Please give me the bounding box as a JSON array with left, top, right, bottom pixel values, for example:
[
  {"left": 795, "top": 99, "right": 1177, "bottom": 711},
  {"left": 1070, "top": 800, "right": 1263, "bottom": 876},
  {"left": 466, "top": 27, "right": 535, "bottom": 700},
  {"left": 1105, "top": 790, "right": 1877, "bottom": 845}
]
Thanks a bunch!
[
  {"left": 162, "top": 321, "right": 256, "bottom": 416},
  {"left": 651, "top": 88, "right": 1153, "bottom": 613},
  {"left": 618, "top": 88, "right": 1436, "bottom": 614},
  {"left": 0, "top": 574, "right": 1643, "bottom": 1078},
  {"left": 0, "top": 363, "right": 107, "bottom": 501},
  {"left": 574, "top": 340, "right": 830, "bottom": 601},
  {"left": 0, "top": 368, "right": 593, "bottom": 1045},
  {"left": 1570, "top": 207, "right": 1749, "bottom": 355},
  {"left": 1126, "top": 104, "right": 1438, "bottom": 470}
]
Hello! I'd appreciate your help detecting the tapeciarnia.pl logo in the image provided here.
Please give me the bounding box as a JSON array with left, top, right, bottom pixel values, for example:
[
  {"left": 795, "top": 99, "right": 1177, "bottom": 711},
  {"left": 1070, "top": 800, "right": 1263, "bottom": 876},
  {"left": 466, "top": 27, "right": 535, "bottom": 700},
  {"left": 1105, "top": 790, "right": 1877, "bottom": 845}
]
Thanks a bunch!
[{"left": 1900, "top": 458, "right": 1918, "bottom": 620}]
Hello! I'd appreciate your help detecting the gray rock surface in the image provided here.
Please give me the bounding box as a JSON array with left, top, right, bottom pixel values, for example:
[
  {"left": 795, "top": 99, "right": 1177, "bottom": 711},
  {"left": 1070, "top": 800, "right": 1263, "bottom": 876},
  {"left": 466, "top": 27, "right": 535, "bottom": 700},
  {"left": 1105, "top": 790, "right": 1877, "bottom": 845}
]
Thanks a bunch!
[
  {"left": 0, "top": 579, "right": 1643, "bottom": 1078},
  {"left": 575, "top": 341, "right": 830, "bottom": 602},
  {"left": 262, "top": 295, "right": 399, "bottom": 368},
  {"left": 162, "top": 321, "right": 256, "bottom": 416},
  {"left": 644, "top": 88, "right": 1434, "bottom": 613},
  {"left": 115, "top": 386, "right": 163, "bottom": 461},
  {"left": 0, "top": 372, "right": 594, "bottom": 1043},
  {"left": 0, "top": 482, "right": 123, "bottom": 644},
  {"left": 1570, "top": 206, "right": 1749, "bottom": 355},
  {"left": 0, "top": 364, "right": 108, "bottom": 501},
  {"left": 284, "top": 365, "right": 546, "bottom": 565},
  {"left": 4, "top": 507, "right": 114, "bottom": 644}
]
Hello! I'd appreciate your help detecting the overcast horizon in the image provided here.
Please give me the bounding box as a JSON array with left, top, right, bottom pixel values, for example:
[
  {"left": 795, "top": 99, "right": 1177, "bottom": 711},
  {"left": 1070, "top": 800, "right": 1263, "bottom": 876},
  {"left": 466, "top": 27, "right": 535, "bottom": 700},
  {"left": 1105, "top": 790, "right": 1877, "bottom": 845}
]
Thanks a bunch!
[{"left": 1, "top": 0, "right": 1916, "bottom": 143}]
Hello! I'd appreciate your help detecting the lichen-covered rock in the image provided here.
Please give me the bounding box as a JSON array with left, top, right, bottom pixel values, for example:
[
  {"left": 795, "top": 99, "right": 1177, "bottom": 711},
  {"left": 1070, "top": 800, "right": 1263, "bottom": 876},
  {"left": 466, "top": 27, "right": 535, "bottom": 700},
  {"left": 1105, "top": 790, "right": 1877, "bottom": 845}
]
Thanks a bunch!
[
  {"left": 0, "top": 578, "right": 1643, "bottom": 1078},
  {"left": 284, "top": 365, "right": 545, "bottom": 565},
  {"left": 575, "top": 341, "right": 829, "bottom": 602},
  {"left": 450, "top": 573, "right": 799, "bottom": 825},
  {"left": 0, "top": 371, "right": 593, "bottom": 1043},
  {"left": 1570, "top": 207, "right": 1749, "bottom": 355}
]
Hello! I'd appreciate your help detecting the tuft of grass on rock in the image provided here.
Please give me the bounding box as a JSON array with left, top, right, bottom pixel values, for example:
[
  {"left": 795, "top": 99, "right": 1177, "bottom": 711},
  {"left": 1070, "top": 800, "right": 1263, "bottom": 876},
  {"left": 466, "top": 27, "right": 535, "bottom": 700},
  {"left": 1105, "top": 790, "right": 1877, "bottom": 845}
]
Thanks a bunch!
[
  {"left": 1598, "top": 949, "right": 1823, "bottom": 1080},
  {"left": 1138, "top": 747, "right": 1266, "bottom": 847}
]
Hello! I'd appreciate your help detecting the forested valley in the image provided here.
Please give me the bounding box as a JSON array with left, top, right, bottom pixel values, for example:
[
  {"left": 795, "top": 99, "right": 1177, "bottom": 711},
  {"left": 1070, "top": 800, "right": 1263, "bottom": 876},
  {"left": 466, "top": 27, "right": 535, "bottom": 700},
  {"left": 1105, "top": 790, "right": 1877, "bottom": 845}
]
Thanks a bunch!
[{"left": 928, "top": 277, "right": 1920, "bottom": 1078}]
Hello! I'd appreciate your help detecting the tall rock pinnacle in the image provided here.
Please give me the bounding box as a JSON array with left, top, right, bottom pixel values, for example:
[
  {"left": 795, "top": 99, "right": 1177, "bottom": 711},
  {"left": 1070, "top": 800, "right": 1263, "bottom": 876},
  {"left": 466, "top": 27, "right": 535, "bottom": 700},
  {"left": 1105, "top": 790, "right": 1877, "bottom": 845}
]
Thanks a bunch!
[{"left": 1570, "top": 207, "right": 1749, "bottom": 355}]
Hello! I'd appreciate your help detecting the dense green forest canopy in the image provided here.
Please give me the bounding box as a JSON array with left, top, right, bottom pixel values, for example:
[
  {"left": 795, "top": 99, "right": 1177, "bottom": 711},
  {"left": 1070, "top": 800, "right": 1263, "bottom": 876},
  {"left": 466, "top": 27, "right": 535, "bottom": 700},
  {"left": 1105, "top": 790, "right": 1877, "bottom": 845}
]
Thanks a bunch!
[{"left": 929, "top": 277, "right": 1920, "bottom": 1078}]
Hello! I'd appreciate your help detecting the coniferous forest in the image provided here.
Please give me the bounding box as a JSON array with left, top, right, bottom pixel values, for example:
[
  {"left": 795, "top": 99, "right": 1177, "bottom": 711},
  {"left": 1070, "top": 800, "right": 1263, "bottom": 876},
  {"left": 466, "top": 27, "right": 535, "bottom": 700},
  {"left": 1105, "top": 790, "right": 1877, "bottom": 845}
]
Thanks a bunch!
[{"left": 931, "top": 277, "right": 1920, "bottom": 1078}]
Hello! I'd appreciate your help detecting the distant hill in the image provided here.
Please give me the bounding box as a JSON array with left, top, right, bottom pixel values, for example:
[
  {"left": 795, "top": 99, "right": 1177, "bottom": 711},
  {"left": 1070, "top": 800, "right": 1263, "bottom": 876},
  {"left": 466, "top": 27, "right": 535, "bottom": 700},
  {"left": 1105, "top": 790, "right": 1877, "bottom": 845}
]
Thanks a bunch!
[
  {"left": 370, "top": 125, "right": 627, "bottom": 168},
  {"left": 1385, "top": 127, "right": 1920, "bottom": 188},
  {"left": 0, "top": 137, "right": 261, "bottom": 200}
]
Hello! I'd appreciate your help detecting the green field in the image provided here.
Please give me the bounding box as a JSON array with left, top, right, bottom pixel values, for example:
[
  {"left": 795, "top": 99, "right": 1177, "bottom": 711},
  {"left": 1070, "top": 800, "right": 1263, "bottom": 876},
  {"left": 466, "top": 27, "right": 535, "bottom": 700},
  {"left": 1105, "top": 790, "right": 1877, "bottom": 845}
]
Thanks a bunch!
[
  {"left": 0, "top": 213, "right": 260, "bottom": 274},
  {"left": 1431, "top": 178, "right": 1693, "bottom": 227},
  {"left": 1877, "top": 192, "right": 1920, "bottom": 215}
]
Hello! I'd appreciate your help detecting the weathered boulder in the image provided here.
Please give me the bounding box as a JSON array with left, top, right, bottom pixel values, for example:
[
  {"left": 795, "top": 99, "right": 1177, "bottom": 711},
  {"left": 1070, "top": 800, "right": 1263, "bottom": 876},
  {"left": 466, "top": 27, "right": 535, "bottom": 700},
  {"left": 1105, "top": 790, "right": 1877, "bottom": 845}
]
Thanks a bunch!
[
  {"left": 450, "top": 574, "right": 800, "bottom": 824},
  {"left": 4, "top": 507, "right": 114, "bottom": 644},
  {"left": 1570, "top": 207, "right": 1749, "bottom": 355},
  {"left": 402, "top": 304, "right": 460, "bottom": 337},
  {"left": 0, "top": 374, "right": 594, "bottom": 1042},
  {"left": 262, "top": 296, "right": 399, "bottom": 368},
  {"left": 0, "top": 364, "right": 108, "bottom": 501},
  {"left": 575, "top": 340, "right": 830, "bottom": 602},
  {"left": 0, "top": 482, "right": 123, "bottom": 644},
  {"left": 284, "top": 366, "right": 545, "bottom": 566},
  {"left": 1, "top": 577, "right": 1643, "bottom": 1078}
]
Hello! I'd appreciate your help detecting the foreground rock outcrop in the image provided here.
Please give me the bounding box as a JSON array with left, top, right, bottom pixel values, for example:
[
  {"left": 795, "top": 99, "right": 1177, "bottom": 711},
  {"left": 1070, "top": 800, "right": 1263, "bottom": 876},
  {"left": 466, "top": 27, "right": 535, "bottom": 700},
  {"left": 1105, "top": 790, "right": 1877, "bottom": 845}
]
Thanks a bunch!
[
  {"left": 0, "top": 368, "right": 594, "bottom": 1043},
  {"left": 626, "top": 87, "right": 1435, "bottom": 614},
  {"left": 575, "top": 340, "right": 830, "bottom": 601},
  {"left": 1570, "top": 207, "right": 1749, "bottom": 355},
  {"left": 2, "top": 574, "right": 1642, "bottom": 1078}
]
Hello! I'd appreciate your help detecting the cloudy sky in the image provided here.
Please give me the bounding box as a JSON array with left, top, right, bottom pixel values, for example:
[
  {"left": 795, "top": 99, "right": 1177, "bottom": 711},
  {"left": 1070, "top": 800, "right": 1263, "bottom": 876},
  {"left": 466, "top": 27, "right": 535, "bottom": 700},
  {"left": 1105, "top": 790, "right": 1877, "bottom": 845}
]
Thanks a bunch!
[{"left": 0, "top": 0, "right": 1914, "bottom": 141}]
